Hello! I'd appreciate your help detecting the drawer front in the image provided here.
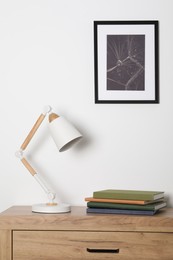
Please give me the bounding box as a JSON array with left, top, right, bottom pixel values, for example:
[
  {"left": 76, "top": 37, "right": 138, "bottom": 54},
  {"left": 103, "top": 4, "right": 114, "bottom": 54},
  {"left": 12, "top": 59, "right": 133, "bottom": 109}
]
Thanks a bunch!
[{"left": 13, "top": 231, "right": 173, "bottom": 260}]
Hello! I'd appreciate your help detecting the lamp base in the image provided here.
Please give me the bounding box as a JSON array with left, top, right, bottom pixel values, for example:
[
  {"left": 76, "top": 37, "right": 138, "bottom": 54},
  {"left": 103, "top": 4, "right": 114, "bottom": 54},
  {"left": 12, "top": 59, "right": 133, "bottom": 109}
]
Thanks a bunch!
[{"left": 32, "top": 203, "right": 71, "bottom": 213}]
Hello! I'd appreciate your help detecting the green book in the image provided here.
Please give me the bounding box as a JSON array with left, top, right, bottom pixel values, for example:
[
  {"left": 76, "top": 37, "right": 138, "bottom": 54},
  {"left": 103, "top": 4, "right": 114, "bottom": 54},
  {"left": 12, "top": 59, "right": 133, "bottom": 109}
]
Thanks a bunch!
[
  {"left": 93, "top": 189, "right": 164, "bottom": 201},
  {"left": 87, "top": 208, "right": 157, "bottom": 215},
  {"left": 87, "top": 201, "right": 166, "bottom": 211}
]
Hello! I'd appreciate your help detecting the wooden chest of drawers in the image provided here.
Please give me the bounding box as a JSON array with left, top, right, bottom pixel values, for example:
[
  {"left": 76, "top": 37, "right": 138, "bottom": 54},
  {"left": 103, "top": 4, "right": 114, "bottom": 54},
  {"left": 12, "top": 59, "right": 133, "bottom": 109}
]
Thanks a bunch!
[{"left": 0, "top": 206, "right": 173, "bottom": 259}]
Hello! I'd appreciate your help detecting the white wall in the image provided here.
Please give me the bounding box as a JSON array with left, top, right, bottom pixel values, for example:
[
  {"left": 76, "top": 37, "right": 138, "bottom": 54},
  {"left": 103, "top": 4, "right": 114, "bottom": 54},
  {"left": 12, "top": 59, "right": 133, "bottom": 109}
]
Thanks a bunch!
[{"left": 0, "top": 0, "right": 173, "bottom": 212}]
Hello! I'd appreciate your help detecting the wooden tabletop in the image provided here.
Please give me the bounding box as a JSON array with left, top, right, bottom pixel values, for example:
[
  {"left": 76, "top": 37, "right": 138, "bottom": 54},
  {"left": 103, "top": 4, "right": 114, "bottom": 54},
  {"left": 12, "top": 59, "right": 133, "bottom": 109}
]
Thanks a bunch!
[{"left": 0, "top": 206, "right": 173, "bottom": 232}]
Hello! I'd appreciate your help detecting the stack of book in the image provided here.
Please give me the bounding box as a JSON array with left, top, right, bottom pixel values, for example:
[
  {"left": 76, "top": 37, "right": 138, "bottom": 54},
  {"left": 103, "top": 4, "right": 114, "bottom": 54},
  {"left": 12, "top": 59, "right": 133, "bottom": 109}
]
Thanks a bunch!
[{"left": 85, "top": 189, "right": 166, "bottom": 215}]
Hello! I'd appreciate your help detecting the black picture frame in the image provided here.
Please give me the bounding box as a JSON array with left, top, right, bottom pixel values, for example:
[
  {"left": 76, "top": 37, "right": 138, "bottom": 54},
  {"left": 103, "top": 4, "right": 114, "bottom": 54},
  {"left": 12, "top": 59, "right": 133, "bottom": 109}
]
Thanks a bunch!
[{"left": 94, "top": 21, "right": 159, "bottom": 104}]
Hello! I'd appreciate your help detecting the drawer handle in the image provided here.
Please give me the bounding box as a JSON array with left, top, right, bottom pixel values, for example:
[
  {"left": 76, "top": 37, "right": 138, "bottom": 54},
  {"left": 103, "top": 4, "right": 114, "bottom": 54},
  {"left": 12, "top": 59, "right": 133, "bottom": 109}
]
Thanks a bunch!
[{"left": 87, "top": 248, "right": 119, "bottom": 254}]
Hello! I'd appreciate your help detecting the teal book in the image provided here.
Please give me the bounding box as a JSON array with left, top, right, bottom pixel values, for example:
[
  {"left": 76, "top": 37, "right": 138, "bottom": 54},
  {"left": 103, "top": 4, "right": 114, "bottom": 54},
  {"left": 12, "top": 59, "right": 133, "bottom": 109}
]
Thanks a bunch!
[
  {"left": 87, "top": 201, "right": 166, "bottom": 211},
  {"left": 87, "top": 208, "right": 157, "bottom": 215},
  {"left": 93, "top": 189, "right": 164, "bottom": 201}
]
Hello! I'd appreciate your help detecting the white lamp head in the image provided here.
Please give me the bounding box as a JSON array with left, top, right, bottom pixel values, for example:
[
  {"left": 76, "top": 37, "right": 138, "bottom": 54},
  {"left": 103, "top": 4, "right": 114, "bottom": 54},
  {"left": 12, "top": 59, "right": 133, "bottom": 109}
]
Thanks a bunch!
[{"left": 49, "top": 113, "right": 82, "bottom": 152}]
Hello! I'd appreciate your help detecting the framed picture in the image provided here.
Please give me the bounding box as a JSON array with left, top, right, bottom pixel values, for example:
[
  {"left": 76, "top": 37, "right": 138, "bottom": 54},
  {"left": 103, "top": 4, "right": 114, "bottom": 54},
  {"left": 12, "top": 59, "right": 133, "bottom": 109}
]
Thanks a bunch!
[{"left": 94, "top": 21, "right": 159, "bottom": 104}]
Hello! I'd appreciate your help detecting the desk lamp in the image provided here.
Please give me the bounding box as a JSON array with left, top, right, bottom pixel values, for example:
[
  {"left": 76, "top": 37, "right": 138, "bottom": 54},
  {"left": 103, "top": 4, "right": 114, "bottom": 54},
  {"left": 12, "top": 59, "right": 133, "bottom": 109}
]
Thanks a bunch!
[{"left": 16, "top": 105, "right": 82, "bottom": 213}]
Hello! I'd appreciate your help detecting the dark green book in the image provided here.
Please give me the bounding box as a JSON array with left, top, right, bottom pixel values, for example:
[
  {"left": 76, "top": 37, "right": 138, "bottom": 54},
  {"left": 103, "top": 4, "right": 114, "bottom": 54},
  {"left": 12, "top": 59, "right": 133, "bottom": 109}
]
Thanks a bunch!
[
  {"left": 87, "top": 201, "right": 166, "bottom": 211},
  {"left": 87, "top": 208, "right": 157, "bottom": 215},
  {"left": 93, "top": 189, "right": 164, "bottom": 201}
]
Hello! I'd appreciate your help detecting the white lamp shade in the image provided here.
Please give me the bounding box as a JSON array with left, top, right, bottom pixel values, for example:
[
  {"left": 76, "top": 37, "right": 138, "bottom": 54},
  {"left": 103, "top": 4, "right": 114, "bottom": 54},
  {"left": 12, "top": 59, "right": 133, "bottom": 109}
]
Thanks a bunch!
[{"left": 49, "top": 116, "right": 82, "bottom": 152}]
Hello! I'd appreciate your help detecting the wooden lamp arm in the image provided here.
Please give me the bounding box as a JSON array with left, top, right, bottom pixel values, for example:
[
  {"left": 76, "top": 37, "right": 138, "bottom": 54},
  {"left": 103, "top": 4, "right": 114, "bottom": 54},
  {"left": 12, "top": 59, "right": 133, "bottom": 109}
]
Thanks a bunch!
[
  {"left": 20, "top": 114, "right": 46, "bottom": 151},
  {"left": 15, "top": 106, "right": 57, "bottom": 205},
  {"left": 16, "top": 154, "right": 56, "bottom": 204},
  {"left": 20, "top": 106, "right": 52, "bottom": 151},
  {"left": 16, "top": 105, "right": 52, "bottom": 175},
  {"left": 21, "top": 157, "right": 37, "bottom": 176}
]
